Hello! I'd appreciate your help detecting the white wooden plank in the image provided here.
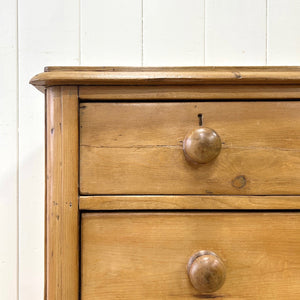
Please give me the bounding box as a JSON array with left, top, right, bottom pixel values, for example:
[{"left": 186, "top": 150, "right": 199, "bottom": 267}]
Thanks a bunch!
[
  {"left": 143, "top": 0, "right": 205, "bottom": 66},
  {"left": 81, "top": 0, "right": 142, "bottom": 66},
  {"left": 0, "top": 0, "right": 18, "bottom": 299},
  {"left": 205, "top": 0, "right": 266, "bottom": 66},
  {"left": 18, "top": 0, "right": 79, "bottom": 298},
  {"left": 268, "top": 0, "right": 300, "bottom": 65}
]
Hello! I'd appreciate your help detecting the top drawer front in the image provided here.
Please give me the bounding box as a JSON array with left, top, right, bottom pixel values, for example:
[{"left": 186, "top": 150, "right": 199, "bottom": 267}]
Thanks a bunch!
[{"left": 80, "top": 101, "right": 300, "bottom": 195}]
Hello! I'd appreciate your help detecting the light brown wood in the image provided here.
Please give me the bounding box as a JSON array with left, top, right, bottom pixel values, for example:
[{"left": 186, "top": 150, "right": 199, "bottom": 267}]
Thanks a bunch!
[
  {"left": 79, "top": 195, "right": 300, "bottom": 210},
  {"left": 81, "top": 213, "right": 300, "bottom": 299},
  {"left": 79, "top": 84, "right": 300, "bottom": 100},
  {"left": 30, "top": 67, "right": 300, "bottom": 93},
  {"left": 46, "top": 86, "right": 79, "bottom": 300},
  {"left": 80, "top": 101, "right": 300, "bottom": 195}
]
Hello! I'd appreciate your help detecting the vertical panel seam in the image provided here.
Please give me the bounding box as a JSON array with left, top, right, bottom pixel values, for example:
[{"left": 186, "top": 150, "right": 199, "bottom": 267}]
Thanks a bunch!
[
  {"left": 204, "top": 0, "right": 206, "bottom": 66},
  {"left": 79, "top": 0, "right": 82, "bottom": 65},
  {"left": 141, "top": 0, "right": 144, "bottom": 66},
  {"left": 16, "top": 0, "right": 20, "bottom": 298},
  {"left": 266, "top": 0, "right": 269, "bottom": 65}
]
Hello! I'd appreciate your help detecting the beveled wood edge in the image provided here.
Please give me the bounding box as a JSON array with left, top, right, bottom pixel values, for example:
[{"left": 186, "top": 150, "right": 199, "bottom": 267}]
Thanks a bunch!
[
  {"left": 79, "top": 84, "right": 300, "bottom": 100},
  {"left": 79, "top": 195, "right": 300, "bottom": 210},
  {"left": 30, "top": 67, "right": 300, "bottom": 93}
]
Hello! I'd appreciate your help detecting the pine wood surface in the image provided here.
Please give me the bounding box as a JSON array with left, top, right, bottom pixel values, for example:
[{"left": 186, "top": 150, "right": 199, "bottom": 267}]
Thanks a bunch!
[
  {"left": 80, "top": 101, "right": 300, "bottom": 195},
  {"left": 79, "top": 84, "right": 300, "bottom": 100},
  {"left": 46, "top": 86, "right": 79, "bottom": 299},
  {"left": 81, "top": 213, "right": 300, "bottom": 299},
  {"left": 79, "top": 195, "right": 300, "bottom": 210},
  {"left": 30, "top": 67, "right": 300, "bottom": 93}
]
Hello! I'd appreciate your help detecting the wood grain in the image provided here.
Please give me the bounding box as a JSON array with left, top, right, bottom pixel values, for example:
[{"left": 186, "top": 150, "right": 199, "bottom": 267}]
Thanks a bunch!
[
  {"left": 81, "top": 213, "right": 300, "bottom": 299},
  {"left": 183, "top": 127, "right": 222, "bottom": 164},
  {"left": 80, "top": 101, "right": 300, "bottom": 195},
  {"left": 79, "top": 195, "right": 300, "bottom": 210},
  {"left": 187, "top": 251, "right": 226, "bottom": 293},
  {"left": 30, "top": 67, "right": 300, "bottom": 92},
  {"left": 79, "top": 84, "right": 300, "bottom": 100},
  {"left": 46, "top": 86, "right": 79, "bottom": 299}
]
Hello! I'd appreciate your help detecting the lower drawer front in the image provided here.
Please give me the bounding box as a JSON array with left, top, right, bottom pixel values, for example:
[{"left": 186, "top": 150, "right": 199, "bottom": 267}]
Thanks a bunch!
[{"left": 81, "top": 213, "right": 300, "bottom": 299}]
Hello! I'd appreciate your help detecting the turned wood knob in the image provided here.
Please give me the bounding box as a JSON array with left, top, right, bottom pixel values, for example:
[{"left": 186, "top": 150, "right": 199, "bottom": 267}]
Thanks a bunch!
[
  {"left": 183, "top": 127, "right": 221, "bottom": 164},
  {"left": 187, "top": 250, "right": 226, "bottom": 293}
]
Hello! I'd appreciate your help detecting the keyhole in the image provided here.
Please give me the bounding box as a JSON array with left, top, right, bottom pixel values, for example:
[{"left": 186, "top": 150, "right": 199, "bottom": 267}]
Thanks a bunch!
[{"left": 198, "top": 114, "right": 203, "bottom": 126}]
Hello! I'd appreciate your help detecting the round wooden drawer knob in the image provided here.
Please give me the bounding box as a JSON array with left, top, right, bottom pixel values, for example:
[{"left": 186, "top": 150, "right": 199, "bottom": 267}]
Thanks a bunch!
[
  {"left": 187, "top": 250, "right": 226, "bottom": 293},
  {"left": 183, "top": 128, "right": 221, "bottom": 164}
]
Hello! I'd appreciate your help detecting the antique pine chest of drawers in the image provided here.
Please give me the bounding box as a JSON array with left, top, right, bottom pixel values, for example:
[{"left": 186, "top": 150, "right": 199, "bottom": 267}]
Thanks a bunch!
[{"left": 30, "top": 67, "right": 300, "bottom": 300}]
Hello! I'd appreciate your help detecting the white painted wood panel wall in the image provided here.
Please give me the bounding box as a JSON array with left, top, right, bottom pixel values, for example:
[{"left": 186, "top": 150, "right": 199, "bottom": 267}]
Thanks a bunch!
[{"left": 1, "top": 0, "right": 300, "bottom": 298}]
